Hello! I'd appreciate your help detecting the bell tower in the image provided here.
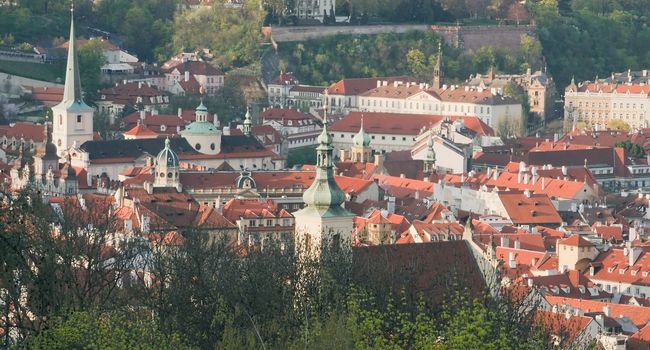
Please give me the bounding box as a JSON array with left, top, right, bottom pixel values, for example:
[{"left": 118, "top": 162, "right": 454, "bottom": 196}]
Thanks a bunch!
[
  {"left": 51, "top": 5, "right": 94, "bottom": 156},
  {"left": 351, "top": 116, "right": 372, "bottom": 163},
  {"left": 293, "top": 98, "right": 354, "bottom": 261}
]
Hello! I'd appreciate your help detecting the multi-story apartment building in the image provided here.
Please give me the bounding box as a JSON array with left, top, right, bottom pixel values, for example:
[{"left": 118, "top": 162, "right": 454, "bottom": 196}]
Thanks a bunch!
[
  {"left": 564, "top": 73, "right": 650, "bottom": 131},
  {"left": 295, "top": 0, "right": 335, "bottom": 21},
  {"left": 466, "top": 68, "right": 557, "bottom": 121},
  {"left": 266, "top": 73, "right": 325, "bottom": 111}
]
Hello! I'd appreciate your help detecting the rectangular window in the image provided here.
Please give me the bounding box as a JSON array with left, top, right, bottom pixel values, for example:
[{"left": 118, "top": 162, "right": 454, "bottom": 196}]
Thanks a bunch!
[{"left": 77, "top": 115, "right": 82, "bottom": 123}]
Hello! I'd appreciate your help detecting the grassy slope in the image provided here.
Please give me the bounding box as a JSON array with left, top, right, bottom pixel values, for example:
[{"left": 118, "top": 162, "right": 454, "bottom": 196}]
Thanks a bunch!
[{"left": 0, "top": 61, "right": 65, "bottom": 83}]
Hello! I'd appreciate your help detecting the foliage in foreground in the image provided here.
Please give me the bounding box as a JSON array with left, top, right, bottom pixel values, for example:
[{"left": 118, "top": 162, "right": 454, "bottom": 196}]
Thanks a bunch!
[{"left": 0, "top": 188, "right": 559, "bottom": 349}]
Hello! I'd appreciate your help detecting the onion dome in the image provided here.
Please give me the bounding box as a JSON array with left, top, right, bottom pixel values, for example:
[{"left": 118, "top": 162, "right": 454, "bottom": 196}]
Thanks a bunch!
[{"left": 353, "top": 117, "right": 371, "bottom": 147}]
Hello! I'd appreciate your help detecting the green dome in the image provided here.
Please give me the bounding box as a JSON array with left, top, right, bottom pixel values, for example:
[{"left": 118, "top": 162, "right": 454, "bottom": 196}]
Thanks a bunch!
[
  {"left": 317, "top": 125, "right": 332, "bottom": 145},
  {"left": 181, "top": 121, "right": 219, "bottom": 134},
  {"left": 196, "top": 100, "right": 208, "bottom": 112},
  {"left": 302, "top": 174, "right": 346, "bottom": 210},
  {"left": 353, "top": 124, "right": 371, "bottom": 147}
]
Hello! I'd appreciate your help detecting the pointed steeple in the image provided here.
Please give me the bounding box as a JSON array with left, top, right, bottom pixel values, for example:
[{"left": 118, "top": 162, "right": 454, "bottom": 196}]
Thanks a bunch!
[
  {"left": 243, "top": 107, "right": 252, "bottom": 136},
  {"left": 302, "top": 94, "right": 346, "bottom": 212},
  {"left": 433, "top": 41, "right": 443, "bottom": 89},
  {"left": 353, "top": 115, "right": 370, "bottom": 147},
  {"left": 61, "top": 4, "right": 85, "bottom": 106}
]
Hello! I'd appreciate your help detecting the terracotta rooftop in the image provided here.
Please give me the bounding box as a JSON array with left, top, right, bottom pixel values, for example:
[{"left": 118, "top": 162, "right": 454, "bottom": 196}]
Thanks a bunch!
[
  {"left": 498, "top": 192, "right": 563, "bottom": 225},
  {"left": 558, "top": 235, "right": 596, "bottom": 247},
  {"left": 326, "top": 76, "right": 415, "bottom": 96}
]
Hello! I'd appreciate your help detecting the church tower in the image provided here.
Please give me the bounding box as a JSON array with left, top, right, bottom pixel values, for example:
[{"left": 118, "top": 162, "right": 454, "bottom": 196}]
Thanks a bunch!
[
  {"left": 293, "top": 103, "right": 354, "bottom": 260},
  {"left": 351, "top": 116, "right": 372, "bottom": 163},
  {"left": 432, "top": 42, "right": 443, "bottom": 89},
  {"left": 34, "top": 124, "right": 60, "bottom": 181},
  {"left": 51, "top": 5, "right": 94, "bottom": 156},
  {"left": 243, "top": 107, "right": 252, "bottom": 136},
  {"left": 423, "top": 136, "right": 436, "bottom": 177},
  {"left": 153, "top": 138, "right": 181, "bottom": 191}
]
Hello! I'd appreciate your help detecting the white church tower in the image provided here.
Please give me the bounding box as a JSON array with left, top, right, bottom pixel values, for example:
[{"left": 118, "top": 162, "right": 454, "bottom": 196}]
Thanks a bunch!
[
  {"left": 51, "top": 5, "right": 94, "bottom": 156},
  {"left": 293, "top": 100, "right": 354, "bottom": 260}
]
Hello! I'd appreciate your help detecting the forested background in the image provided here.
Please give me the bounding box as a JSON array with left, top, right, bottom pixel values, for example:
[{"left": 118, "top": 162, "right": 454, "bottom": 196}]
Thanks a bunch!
[{"left": 0, "top": 0, "right": 648, "bottom": 92}]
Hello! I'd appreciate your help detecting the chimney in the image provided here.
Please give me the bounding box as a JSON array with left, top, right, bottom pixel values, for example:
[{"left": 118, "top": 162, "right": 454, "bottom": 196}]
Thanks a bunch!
[
  {"left": 178, "top": 107, "right": 182, "bottom": 118},
  {"left": 541, "top": 177, "right": 546, "bottom": 190},
  {"left": 500, "top": 236, "right": 510, "bottom": 247},
  {"left": 138, "top": 81, "right": 142, "bottom": 89},
  {"left": 524, "top": 173, "right": 530, "bottom": 184},
  {"left": 508, "top": 251, "right": 516, "bottom": 268},
  {"left": 376, "top": 80, "right": 381, "bottom": 88},
  {"left": 400, "top": 173, "right": 406, "bottom": 178},
  {"left": 603, "top": 305, "right": 611, "bottom": 317},
  {"left": 561, "top": 166, "right": 568, "bottom": 176},
  {"left": 527, "top": 278, "right": 533, "bottom": 287},
  {"left": 387, "top": 196, "right": 396, "bottom": 214},
  {"left": 493, "top": 168, "right": 498, "bottom": 180},
  {"left": 139, "top": 110, "right": 145, "bottom": 121},
  {"left": 184, "top": 71, "right": 190, "bottom": 82},
  {"left": 630, "top": 246, "right": 642, "bottom": 266},
  {"left": 374, "top": 153, "right": 384, "bottom": 168}
]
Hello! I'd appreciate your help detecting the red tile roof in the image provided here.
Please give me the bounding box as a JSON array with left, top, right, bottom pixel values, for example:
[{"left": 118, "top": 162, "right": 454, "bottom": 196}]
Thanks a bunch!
[
  {"left": 99, "top": 82, "right": 168, "bottom": 106},
  {"left": 569, "top": 82, "right": 650, "bottom": 95},
  {"left": 397, "top": 221, "right": 463, "bottom": 244},
  {"left": 545, "top": 296, "right": 650, "bottom": 328},
  {"left": 58, "top": 38, "right": 119, "bottom": 51},
  {"left": 270, "top": 72, "right": 298, "bottom": 85},
  {"left": 530, "top": 270, "right": 609, "bottom": 300},
  {"left": 0, "top": 122, "right": 47, "bottom": 142},
  {"left": 498, "top": 192, "right": 562, "bottom": 225},
  {"left": 161, "top": 60, "right": 224, "bottom": 76},
  {"left": 558, "top": 235, "right": 596, "bottom": 247},
  {"left": 591, "top": 247, "right": 650, "bottom": 286},
  {"left": 326, "top": 76, "right": 415, "bottom": 96},
  {"left": 592, "top": 224, "right": 624, "bottom": 242},
  {"left": 22, "top": 85, "right": 64, "bottom": 105},
  {"left": 373, "top": 174, "right": 434, "bottom": 199},
  {"left": 123, "top": 123, "right": 159, "bottom": 137}
]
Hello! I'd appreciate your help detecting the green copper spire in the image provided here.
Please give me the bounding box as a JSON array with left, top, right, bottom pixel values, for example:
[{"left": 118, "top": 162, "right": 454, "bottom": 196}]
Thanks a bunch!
[
  {"left": 353, "top": 115, "right": 371, "bottom": 147},
  {"left": 302, "top": 100, "right": 347, "bottom": 213}
]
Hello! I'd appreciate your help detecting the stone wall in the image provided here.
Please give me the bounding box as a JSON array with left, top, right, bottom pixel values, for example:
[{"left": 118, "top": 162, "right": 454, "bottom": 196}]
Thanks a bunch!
[
  {"left": 266, "top": 24, "right": 430, "bottom": 42},
  {"left": 431, "top": 24, "right": 537, "bottom": 53}
]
